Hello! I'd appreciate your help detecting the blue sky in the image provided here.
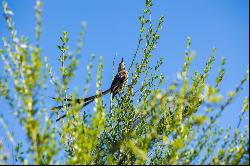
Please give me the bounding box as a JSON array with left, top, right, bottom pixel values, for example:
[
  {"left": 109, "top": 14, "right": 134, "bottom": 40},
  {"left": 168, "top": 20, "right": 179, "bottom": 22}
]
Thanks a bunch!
[{"left": 0, "top": 0, "right": 249, "bottom": 163}]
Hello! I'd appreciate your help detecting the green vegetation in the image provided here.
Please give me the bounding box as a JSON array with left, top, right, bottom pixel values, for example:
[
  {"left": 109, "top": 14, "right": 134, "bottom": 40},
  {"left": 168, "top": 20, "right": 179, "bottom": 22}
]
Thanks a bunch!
[{"left": 0, "top": 0, "right": 249, "bottom": 164}]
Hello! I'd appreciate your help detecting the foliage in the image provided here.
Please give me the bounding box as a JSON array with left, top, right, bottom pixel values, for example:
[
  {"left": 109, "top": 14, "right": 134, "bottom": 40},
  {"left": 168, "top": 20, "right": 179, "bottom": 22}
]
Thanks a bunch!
[{"left": 0, "top": 0, "right": 249, "bottom": 165}]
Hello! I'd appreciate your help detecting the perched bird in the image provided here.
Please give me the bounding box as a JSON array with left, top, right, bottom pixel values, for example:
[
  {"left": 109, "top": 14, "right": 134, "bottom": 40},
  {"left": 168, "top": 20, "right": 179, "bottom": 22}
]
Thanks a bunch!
[
  {"left": 110, "top": 58, "right": 128, "bottom": 98},
  {"left": 51, "top": 58, "right": 128, "bottom": 121}
]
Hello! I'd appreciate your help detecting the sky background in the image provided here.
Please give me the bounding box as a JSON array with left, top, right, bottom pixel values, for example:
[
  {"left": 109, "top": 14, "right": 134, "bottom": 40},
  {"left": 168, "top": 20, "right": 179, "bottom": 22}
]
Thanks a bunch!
[{"left": 0, "top": 0, "right": 249, "bottom": 163}]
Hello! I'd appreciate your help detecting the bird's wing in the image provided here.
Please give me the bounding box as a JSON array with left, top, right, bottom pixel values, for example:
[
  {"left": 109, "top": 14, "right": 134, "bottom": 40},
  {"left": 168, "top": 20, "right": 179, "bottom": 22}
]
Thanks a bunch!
[{"left": 111, "top": 73, "right": 128, "bottom": 96}]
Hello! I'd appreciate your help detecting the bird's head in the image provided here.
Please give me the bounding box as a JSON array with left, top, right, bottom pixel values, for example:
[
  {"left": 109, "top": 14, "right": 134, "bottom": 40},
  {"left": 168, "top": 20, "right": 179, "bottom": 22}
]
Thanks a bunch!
[{"left": 118, "top": 58, "right": 126, "bottom": 72}]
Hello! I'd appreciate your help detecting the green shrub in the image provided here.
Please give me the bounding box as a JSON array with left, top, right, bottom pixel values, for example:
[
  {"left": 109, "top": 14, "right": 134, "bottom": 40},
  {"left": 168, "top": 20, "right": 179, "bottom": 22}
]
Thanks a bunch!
[{"left": 0, "top": 0, "right": 248, "bottom": 164}]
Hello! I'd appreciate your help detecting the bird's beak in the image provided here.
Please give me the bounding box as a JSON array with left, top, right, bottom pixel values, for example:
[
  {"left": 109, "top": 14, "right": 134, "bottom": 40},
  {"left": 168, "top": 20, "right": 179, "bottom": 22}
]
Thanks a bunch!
[{"left": 121, "top": 58, "right": 124, "bottom": 63}]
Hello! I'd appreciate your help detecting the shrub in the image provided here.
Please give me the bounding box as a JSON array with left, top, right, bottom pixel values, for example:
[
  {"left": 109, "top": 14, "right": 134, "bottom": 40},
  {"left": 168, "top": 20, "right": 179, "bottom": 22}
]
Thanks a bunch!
[{"left": 0, "top": 0, "right": 248, "bottom": 164}]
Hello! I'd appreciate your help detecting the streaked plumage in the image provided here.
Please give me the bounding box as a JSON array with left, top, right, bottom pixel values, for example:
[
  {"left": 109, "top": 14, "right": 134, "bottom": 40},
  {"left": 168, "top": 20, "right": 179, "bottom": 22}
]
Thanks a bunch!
[{"left": 110, "top": 58, "right": 128, "bottom": 97}]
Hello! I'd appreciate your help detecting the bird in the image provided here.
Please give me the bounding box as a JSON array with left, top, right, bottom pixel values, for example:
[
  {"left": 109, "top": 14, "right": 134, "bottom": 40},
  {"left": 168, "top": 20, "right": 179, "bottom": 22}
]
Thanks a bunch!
[
  {"left": 110, "top": 58, "right": 128, "bottom": 98},
  {"left": 51, "top": 58, "right": 128, "bottom": 121}
]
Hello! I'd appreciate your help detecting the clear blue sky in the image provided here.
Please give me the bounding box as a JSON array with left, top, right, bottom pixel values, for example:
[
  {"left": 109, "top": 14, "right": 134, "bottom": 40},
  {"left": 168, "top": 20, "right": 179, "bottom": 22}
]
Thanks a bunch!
[{"left": 0, "top": 0, "right": 249, "bottom": 163}]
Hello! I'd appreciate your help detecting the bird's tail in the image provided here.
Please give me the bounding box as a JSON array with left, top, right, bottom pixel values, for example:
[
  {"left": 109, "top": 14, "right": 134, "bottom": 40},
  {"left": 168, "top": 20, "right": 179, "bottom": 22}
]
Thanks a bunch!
[
  {"left": 51, "top": 88, "right": 111, "bottom": 121},
  {"left": 83, "top": 88, "right": 111, "bottom": 102}
]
